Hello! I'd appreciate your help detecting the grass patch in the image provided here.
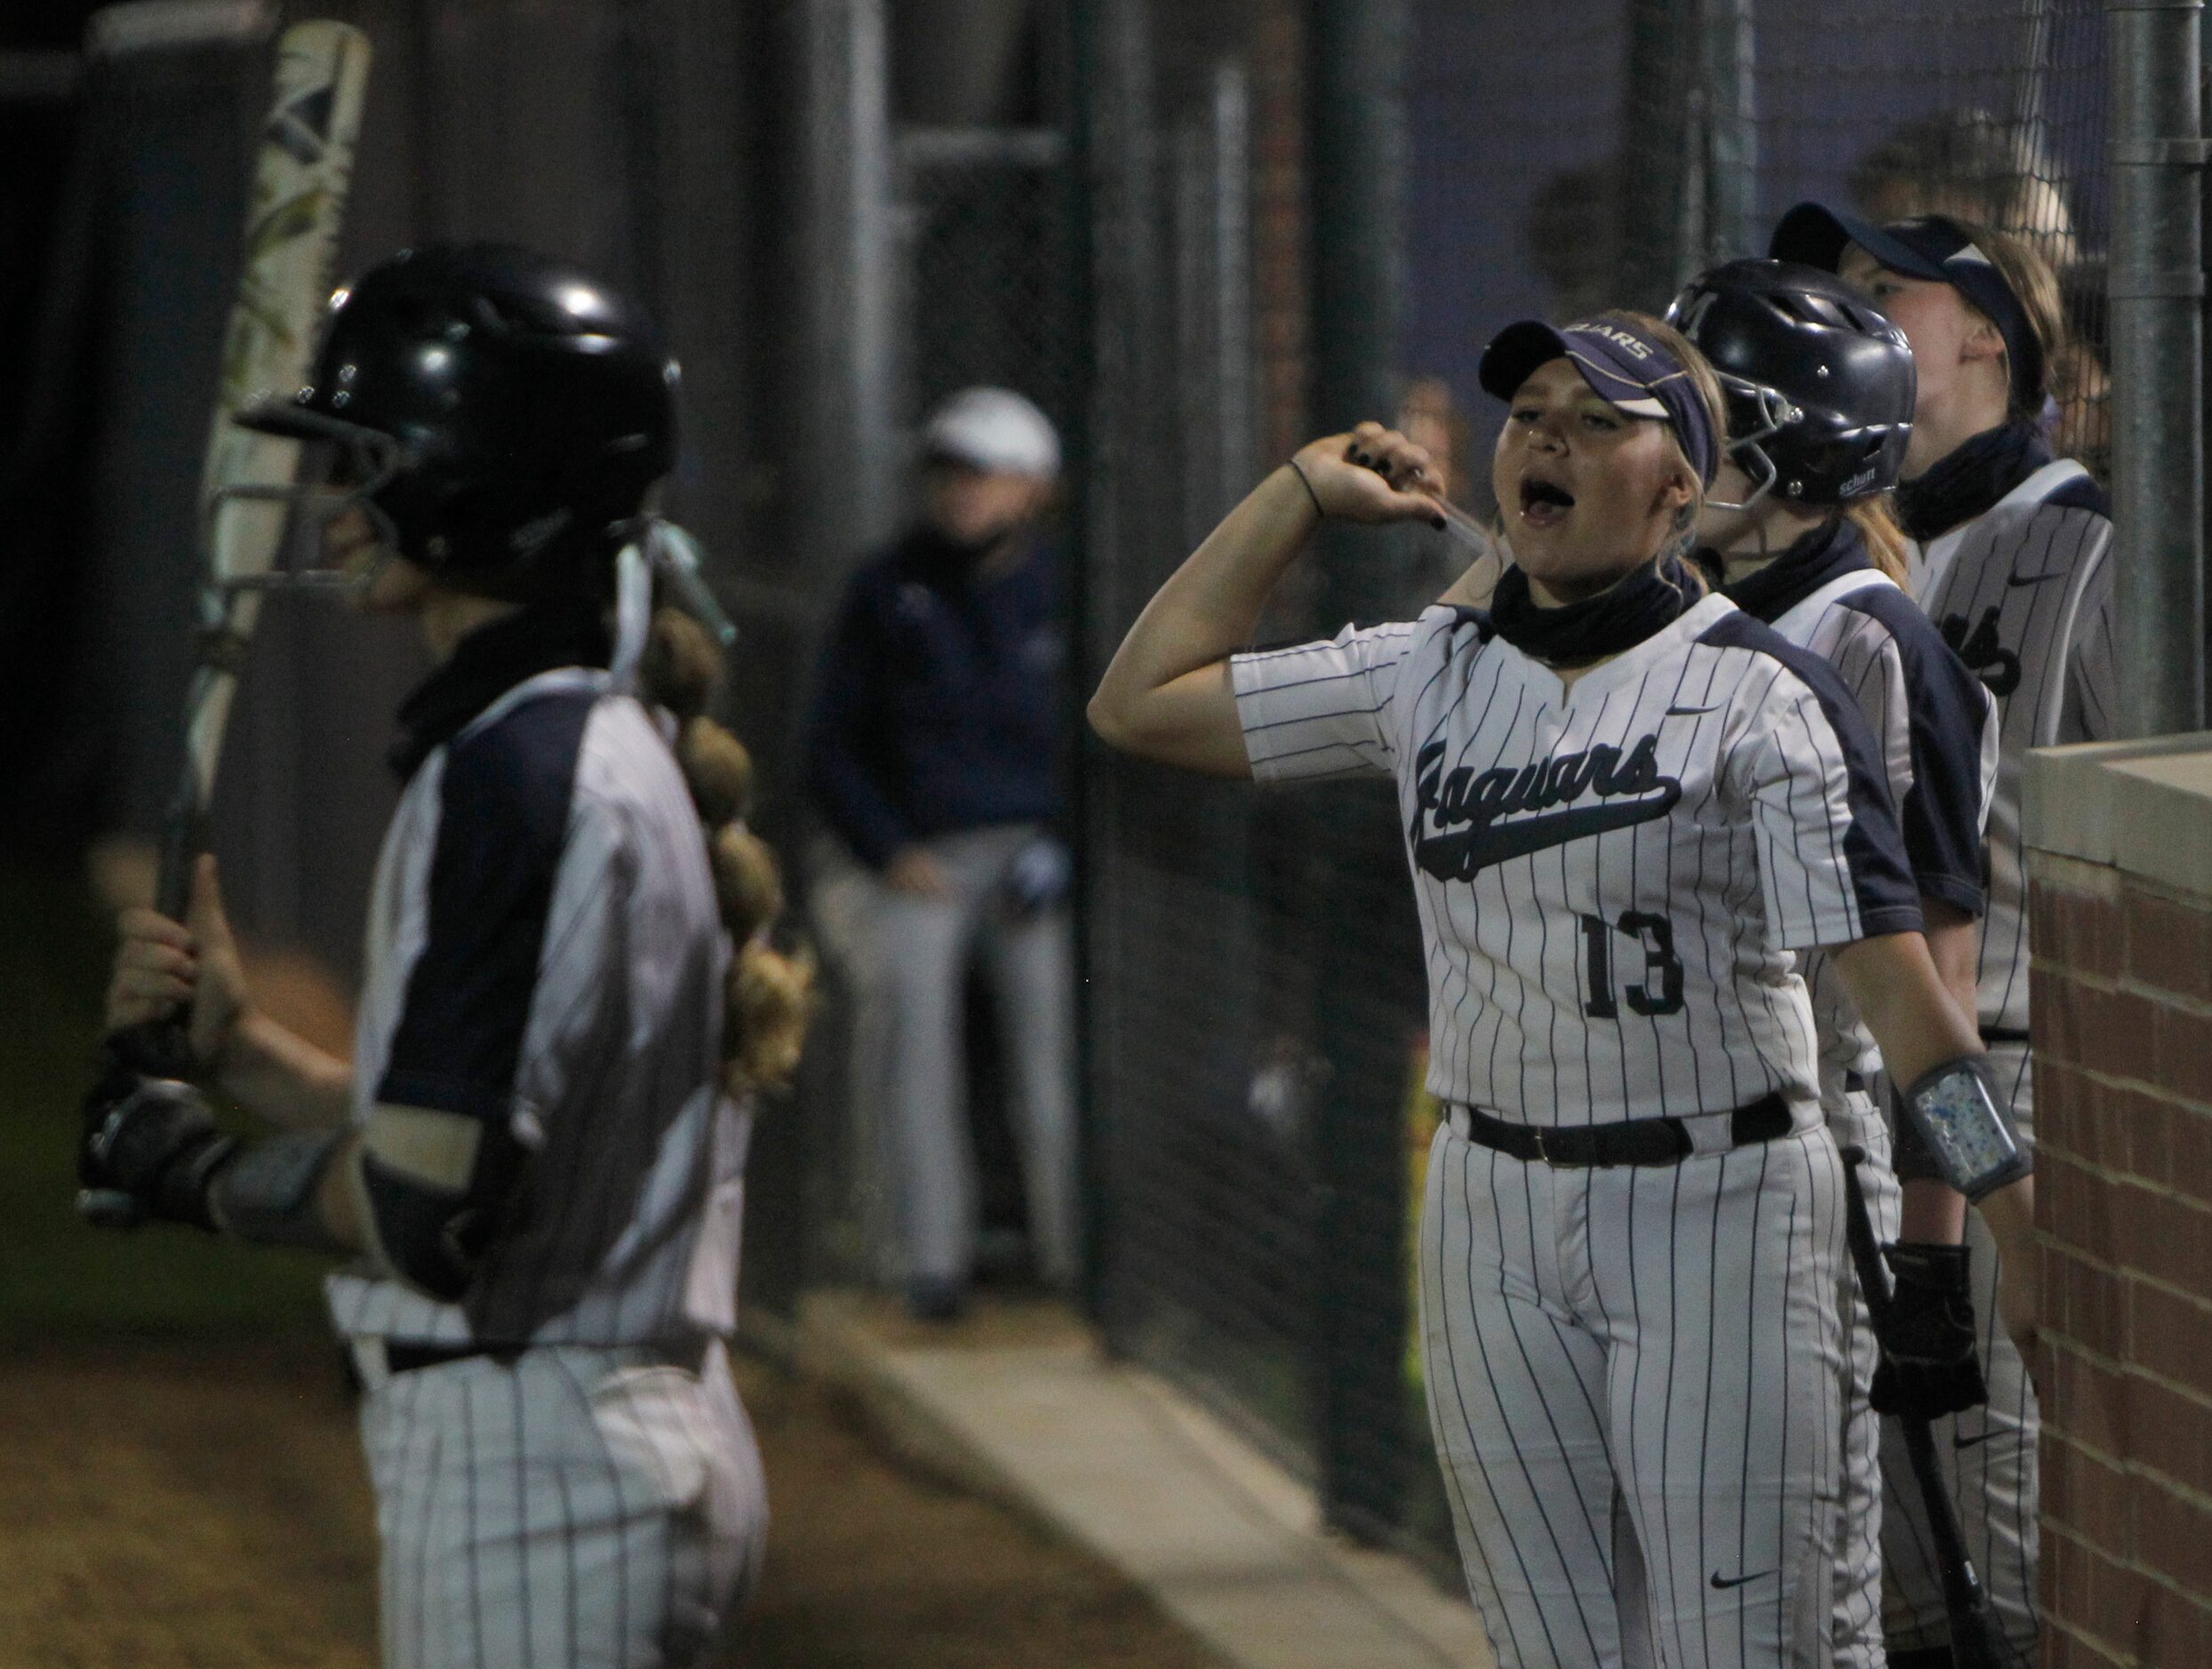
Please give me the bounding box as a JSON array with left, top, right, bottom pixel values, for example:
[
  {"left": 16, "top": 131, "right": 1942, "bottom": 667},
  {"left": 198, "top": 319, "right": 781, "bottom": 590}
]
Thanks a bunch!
[{"left": 0, "top": 860, "right": 329, "bottom": 1344}]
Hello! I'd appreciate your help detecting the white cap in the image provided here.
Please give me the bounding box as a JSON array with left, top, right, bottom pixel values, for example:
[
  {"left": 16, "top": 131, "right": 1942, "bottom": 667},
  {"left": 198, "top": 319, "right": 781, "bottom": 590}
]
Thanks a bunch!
[{"left": 921, "top": 387, "right": 1061, "bottom": 480}]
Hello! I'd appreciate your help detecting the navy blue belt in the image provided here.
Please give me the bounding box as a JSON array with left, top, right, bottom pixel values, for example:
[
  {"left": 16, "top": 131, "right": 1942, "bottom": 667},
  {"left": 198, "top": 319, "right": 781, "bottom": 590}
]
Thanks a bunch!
[
  {"left": 386, "top": 1339, "right": 525, "bottom": 1372},
  {"left": 383, "top": 1338, "right": 709, "bottom": 1375},
  {"left": 1449, "top": 1092, "right": 1793, "bottom": 1168}
]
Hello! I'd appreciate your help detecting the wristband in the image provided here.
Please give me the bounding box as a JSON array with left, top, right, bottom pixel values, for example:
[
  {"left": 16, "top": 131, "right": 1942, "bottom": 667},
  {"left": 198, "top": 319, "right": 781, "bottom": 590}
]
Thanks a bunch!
[
  {"left": 1899, "top": 1054, "right": 2031, "bottom": 1202},
  {"left": 1287, "top": 458, "right": 1326, "bottom": 521}
]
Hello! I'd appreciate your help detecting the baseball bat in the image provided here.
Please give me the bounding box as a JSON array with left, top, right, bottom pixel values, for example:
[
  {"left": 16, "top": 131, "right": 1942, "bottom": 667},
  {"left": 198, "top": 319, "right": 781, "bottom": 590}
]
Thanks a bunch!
[
  {"left": 1839, "top": 1150, "right": 2029, "bottom": 1669},
  {"left": 84, "top": 20, "right": 371, "bottom": 1225}
]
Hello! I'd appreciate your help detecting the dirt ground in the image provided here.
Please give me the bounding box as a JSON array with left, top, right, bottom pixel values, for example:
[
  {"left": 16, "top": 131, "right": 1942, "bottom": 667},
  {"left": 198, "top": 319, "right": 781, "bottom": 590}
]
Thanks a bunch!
[{"left": 0, "top": 1340, "right": 1229, "bottom": 1669}]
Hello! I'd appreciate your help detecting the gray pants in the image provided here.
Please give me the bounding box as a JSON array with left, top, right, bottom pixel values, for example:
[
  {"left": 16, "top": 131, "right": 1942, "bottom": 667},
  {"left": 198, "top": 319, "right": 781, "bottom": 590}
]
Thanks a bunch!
[
  {"left": 814, "top": 825, "right": 1080, "bottom": 1290},
  {"left": 1833, "top": 1096, "right": 1901, "bottom": 1669}
]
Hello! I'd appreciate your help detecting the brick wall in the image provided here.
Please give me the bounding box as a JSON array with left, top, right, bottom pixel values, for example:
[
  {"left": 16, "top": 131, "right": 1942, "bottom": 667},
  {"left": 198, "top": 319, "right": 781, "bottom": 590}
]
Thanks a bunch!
[{"left": 2030, "top": 847, "right": 2212, "bottom": 1666}]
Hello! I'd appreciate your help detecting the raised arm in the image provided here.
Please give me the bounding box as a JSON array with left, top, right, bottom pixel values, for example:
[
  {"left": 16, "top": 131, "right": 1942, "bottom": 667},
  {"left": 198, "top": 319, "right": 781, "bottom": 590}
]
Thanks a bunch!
[{"left": 1089, "top": 425, "right": 1446, "bottom": 775}]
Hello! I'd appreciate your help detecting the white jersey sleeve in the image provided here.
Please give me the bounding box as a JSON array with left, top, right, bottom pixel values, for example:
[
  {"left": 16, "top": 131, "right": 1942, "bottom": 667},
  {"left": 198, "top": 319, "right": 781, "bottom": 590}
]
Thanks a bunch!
[{"left": 1229, "top": 616, "right": 1431, "bottom": 782}]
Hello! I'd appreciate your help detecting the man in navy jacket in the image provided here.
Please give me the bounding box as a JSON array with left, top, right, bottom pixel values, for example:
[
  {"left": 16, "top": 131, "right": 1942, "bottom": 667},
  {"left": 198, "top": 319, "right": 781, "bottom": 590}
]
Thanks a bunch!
[{"left": 803, "top": 388, "right": 1076, "bottom": 1319}]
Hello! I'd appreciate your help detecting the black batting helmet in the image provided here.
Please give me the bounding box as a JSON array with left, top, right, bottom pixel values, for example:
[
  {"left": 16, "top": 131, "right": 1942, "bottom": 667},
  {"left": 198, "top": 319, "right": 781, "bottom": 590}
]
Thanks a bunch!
[
  {"left": 1665, "top": 259, "right": 1915, "bottom": 506},
  {"left": 246, "top": 243, "right": 678, "bottom": 597}
]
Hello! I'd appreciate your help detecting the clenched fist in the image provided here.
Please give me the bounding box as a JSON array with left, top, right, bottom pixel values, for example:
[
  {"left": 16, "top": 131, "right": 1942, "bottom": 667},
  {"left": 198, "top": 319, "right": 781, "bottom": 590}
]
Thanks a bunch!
[{"left": 105, "top": 855, "right": 251, "bottom": 1072}]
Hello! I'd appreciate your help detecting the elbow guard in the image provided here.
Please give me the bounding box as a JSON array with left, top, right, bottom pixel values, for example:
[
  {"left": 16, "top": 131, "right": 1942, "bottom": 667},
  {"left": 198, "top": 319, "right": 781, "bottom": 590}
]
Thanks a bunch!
[
  {"left": 1897, "top": 1054, "right": 2031, "bottom": 1202},
  {"left": 358, "top": 1115, "right": 527, "bottom": 1303}
]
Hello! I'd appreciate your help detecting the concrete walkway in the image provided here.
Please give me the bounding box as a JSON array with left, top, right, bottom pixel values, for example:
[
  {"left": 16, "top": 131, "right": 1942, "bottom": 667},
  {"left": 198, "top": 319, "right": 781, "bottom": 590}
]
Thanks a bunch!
[{"left": 795, "top": 1292, "right": 1495, "bottom": 1669}]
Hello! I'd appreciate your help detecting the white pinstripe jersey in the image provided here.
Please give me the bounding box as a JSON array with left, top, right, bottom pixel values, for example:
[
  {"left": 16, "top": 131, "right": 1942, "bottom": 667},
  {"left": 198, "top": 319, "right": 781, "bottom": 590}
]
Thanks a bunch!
[
  {"left": 1911, "top": 459, "right": 2114, "bottom": 1036},
  {"left": 328, "top": 667, "right": 749, "bottom": 1348},
  {"left": 1727, "top": 523, "right": 2000, "bottom": 1109},
  {"left": 1232, "top": 592, "right": 1922, "bottom": 1124}
]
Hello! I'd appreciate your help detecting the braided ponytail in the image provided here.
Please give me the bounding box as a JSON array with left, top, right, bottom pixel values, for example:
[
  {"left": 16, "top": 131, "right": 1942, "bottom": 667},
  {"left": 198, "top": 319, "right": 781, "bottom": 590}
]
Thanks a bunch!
[{"left": 638, "top": 606, "right": 815, "bottom": 1094}]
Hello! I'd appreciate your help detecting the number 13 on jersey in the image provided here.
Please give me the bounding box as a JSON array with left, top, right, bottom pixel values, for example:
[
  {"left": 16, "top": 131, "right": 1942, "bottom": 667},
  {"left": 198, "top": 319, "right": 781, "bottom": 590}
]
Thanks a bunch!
[{"left": 1581, "top": 911, "right": 1684, "bottom": 1018}]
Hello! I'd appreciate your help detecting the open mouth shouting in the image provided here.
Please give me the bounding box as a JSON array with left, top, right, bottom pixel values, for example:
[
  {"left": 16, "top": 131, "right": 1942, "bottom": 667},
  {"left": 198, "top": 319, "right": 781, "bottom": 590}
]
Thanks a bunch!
[{"left": 1518, "top": 472, "right": 1576, "bottom": 529}]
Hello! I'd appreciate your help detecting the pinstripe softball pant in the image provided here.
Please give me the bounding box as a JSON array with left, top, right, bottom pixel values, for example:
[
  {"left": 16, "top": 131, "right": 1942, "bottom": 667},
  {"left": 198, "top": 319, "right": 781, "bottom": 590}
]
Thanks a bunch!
[
  {"left": 1830, "top": 1098, "right": 1900, "bottom": 1669},
  {"left": 1880, "top": 1041, "right": 2039, "bottom": 1660},
  {"left": 355, "top": 1339, "right": 767, "bottom": 1669},
  {"left": 1418, "top": 1116, "right": 1849, "bottom": 1669}
]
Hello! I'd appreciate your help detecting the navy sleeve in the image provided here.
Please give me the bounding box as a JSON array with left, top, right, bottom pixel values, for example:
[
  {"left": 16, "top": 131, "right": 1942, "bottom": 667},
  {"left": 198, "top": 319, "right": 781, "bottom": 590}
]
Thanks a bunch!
[
  {"left": 1837, "top": 587, "right": 1992, "bottom": 918},
  {"left": 803, "top": 569, "right": 913, "bottom": 869},
  {"left": 379, "top": 690, "right": 595, "bottom": 1121},
  {"left": 1701, "top": 610, "right": 1923, "bottom": 945},
  {"left": 2045, "top": 474, "right": 2111, "bottom": 516}
]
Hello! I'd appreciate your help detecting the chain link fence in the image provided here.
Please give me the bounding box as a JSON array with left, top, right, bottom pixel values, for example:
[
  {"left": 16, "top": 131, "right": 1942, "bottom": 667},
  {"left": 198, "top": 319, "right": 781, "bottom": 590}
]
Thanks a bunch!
[
  {"left": 897, "top": 127, "right": 1082, "bottom": 424},
  {"left": 1077, "top": 0, "right": 1447, "bottom": 1551},
  {"left": 1079, "top": 0, "right": 1328, "bottom": 1482}
]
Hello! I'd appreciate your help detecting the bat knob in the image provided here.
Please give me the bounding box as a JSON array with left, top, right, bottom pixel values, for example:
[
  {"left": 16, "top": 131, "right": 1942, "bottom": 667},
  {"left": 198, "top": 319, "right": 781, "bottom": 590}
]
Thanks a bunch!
[{"left": 76, "top": 1188, "right": 148, "bottom": 1230}]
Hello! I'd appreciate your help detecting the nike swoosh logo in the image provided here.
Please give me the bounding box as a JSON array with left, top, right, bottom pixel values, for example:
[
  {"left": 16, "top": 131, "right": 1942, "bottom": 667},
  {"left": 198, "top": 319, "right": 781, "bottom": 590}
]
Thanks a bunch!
[
  {"left": 1413, "top": 787, "right": 1682, "bottom": 881},
  {"left": 2006, "top": 571, "right": 2066, "bottom": 588},
  {"left": 1953, "top": 1428, "right": 2004, "bottom": 1450},
  {"left": 1710, "top": 1569, "right": 1775, "bottom": 1591},
  {"left": 1665, "top": 705, "right": 1718, "bottom": 716}
]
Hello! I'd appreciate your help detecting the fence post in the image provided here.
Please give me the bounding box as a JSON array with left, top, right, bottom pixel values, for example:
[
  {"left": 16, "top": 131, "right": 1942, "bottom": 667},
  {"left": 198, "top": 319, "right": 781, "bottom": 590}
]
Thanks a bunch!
[
  {"left": 1306, "top": 0, "right": 1415, "bottom": 1545},
  {"left": 776, "top": 0, "right": 899, "bottom": 1301},
  {"left": 1072, "top": 0, "right": 1162, "bottom": 1335},
  {"left": 795, "top": 0, "right": 900, "bottom": 573},
  {"left": 2106, "top": 0, "right": 2208, "bottom": 735},
  {"left": 1619, "top": 0, "right": 1699, "bottom": 309},
  {"left": 1701, "top": 0, "right": 1758, "bottom": 268}
]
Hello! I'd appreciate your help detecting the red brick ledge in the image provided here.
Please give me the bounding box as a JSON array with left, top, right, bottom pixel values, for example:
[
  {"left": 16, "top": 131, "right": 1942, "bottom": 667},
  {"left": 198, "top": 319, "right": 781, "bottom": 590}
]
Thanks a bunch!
[{"left": 2027, "top": 733, "right": 2212, "bottom": 1667}]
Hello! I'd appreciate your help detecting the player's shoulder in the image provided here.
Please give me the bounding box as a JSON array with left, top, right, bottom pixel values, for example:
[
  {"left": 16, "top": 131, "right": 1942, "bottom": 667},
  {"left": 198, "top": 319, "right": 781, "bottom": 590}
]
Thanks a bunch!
[
  {"left": 1693, "top": 596, "right": 1804, "bottom": 664},
  {"left": 1692, "top": 603, "right": 1863, "bottom": 714},
  {"left": 443, "top": 675, "right": 601, "bottom": 834},
  {"left": 1827, "top": 572, "right": 1946, "bottom": 654},
  {"left": 575, "top": 693, "right": 692, "bottom": 822},
  {"left": 2041, "top": 473, "right": 2111, "bottom": 518},
  {"left": 445, "top": 676, "right": 691, "bottom": 866},
  {"left": 1317, "top": 605, "right": 1488, "bottom": 665},
  {"left": 1424, "top": 602, "right": 1497, "bottom": 646},
  {"left": 1953, "top": 461, "right": 2112, "bottom": 561},
  {"left": 1984, "top": 477, "right": 2112, "bottom": 555},
  {"left": 2002, "top": 457, "right": 2110, "bottom": 519}
]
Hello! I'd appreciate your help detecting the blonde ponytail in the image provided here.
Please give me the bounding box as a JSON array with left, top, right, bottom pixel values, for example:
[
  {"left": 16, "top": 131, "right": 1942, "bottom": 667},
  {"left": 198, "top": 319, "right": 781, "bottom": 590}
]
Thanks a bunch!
[
  {"left": 1844, "top": 496, "right": 1913, "bottom": 586},
  {"left": 641, "top": 606, "right": 816, "bottom": 1094}
]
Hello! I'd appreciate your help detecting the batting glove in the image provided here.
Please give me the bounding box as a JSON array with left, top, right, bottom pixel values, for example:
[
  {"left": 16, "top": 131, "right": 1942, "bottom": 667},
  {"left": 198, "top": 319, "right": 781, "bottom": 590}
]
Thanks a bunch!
[
  {"left": 1870, "top": 1241, "right": 1989, "bottom": 1420},
  {"left": 79, "top": 1073, "right": 236, "bottom": 1233}
]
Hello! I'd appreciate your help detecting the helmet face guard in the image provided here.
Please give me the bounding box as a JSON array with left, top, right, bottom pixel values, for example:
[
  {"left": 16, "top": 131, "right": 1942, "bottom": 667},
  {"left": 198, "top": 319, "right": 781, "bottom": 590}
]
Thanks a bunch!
[
  {"left": 214, "top": 402, "right": 410, "bottom": 595},
  {"left": 1705, "top": 374, "right": 1803, "bottom": 514}
]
